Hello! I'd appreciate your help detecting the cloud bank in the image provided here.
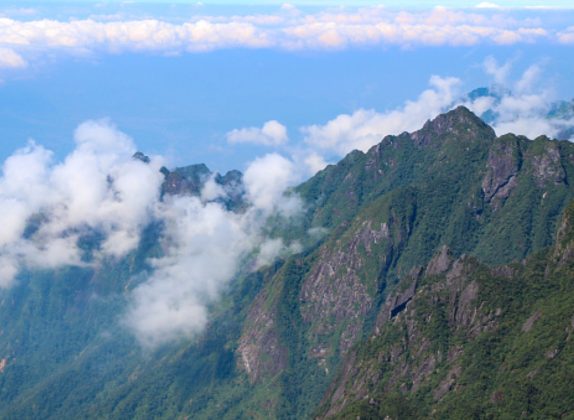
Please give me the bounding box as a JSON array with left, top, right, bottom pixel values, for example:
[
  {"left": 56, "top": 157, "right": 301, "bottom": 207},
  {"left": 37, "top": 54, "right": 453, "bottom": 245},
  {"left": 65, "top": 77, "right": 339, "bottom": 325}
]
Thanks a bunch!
[
  {"left": 125, "top": 151, "right": 303, "bottom": 348},
  {"left": 0, "top": 120, "right": 164, "bottom": 288},
  {"left": 0, "top": 5, "right": 569, "bottom": 70},
  {"left": 0, "top": 120, "right": 303, "bottom": 349}
]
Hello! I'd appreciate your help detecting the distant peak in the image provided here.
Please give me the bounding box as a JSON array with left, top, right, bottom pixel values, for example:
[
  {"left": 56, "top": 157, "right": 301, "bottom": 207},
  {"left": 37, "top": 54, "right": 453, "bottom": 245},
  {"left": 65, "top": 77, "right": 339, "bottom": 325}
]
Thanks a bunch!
[
  {"left": 176, "top": 163, "right": 212, "bottom": 176},
  {"left": 411, "top": 106, "right": 496, "bottom": 145},
  {"left": 132, "top": 151, "right": 151, "bottom": 164},
  {"left": 217, "top": 169, "right": 243, "bottom": 185},
  {"left": 467, "top": 87, "right": 492, "bottom": 101}
]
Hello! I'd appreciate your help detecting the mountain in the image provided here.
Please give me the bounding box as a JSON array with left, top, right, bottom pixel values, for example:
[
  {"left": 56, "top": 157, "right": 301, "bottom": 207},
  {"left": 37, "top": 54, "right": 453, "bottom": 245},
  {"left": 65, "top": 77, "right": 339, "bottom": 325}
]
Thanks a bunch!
[
  {"left": 1, "top": 107, "right": 573, "bottom": 418},
  {"left": 319, "top": 203, "right": 574, "bottom": 418},
  {"left": 159, "top": 161, "right": 246, "bottom": 210}
]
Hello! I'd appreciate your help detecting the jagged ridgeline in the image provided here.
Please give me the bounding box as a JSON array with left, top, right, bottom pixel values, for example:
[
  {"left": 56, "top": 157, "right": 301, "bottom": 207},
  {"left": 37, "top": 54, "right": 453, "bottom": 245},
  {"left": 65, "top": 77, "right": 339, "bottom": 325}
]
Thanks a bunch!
[{"left": 0, "top": 107, "right": 573, "bottom": 418}]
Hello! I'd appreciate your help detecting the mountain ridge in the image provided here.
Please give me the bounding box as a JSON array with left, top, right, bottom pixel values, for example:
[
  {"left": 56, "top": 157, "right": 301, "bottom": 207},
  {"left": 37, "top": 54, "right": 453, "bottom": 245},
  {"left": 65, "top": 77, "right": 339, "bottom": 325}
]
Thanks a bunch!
[
  {"left": 235, "top": 106, "right": 574, "bottom": 417},
  {"left": 1, "top": 107, "right": 573, "bottom": 418}
]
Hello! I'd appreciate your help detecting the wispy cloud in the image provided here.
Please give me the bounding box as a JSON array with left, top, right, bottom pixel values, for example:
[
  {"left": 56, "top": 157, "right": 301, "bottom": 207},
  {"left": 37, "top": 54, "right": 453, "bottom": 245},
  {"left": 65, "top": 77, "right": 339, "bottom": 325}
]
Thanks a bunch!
[
  {"left": 125, "top": 195, "right": 253, "bottom": 348},
  {"left": 0, "top": 5, "right": 566, "bottom": 74},
  {"left": 557, "top": 26, "right": 574, "bottom": 43},
  {"left": 484, "top": 55, "right": 513, "bottom": 85},
  {"left": 0, "top": 47, "right": 26, "bottom": 68},
  {"left": 461, "top": 58, "right": 574, "bottom": 139},
  {"left": 227, "top": 120, "right": 288, "bottom": 146},
  {"left": 301, "top": 75, "right": 461, "bottom": 155}
]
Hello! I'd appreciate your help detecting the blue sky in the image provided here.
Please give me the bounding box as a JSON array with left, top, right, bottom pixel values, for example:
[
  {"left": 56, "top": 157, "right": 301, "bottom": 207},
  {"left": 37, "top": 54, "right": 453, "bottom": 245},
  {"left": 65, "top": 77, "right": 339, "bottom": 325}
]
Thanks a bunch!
[{"left": 0, "top": 2, "right": 573, "bottom": 174}]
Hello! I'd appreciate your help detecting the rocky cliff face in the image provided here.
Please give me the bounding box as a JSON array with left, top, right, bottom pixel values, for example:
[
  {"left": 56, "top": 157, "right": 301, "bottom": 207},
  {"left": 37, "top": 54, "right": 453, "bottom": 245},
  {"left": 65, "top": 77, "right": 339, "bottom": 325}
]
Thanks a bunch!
[
  {"left": 235, "top": 107, "right": 574, "bottom": 418},
  {"left": 237, "top": 286, "right": 287, "bottom": 384},
  {"left": 481, "top": 135, "right": 520, "bottom": 206},
  {"left": 317, "top": 201, "right": 574, "bottom": 418},
  {"left": 320, "top": 252, "right": 500, "bottom": 417}
]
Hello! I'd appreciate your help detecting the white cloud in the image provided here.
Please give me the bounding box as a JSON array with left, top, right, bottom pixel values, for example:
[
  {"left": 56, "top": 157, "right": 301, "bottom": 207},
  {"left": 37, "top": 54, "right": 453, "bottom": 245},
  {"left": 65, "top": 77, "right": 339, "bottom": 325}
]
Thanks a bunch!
[
  {"left": 200, "top": 175, "right": 225, "bottom": 202},
  {"left": 484, "top": 56, "right": 512, "bottom": 85},
  {"left": 0, "top": 6, "right": 563, "bottom": 74},
  {"left": 0, "top": 121, "right": 304, "bottom": 349},
  {"left": 0, "top": 256, "right": 19, "bottom": 288},
  {"left": 243, "top": 153, "right": 302, "bottom": 216},
  {"left": 125, "top": 152, "right": 303, "bottom": 348},
  {"left": 475, "top": 2, "right": 502, "bottom": 9},
  {"left": 125, "top": 196, "right": 251, "bottom": 348},
  {"left": 557, "top": 26, "right": 574, "bottom": 43},
  {"left": 487, "top": 91, "right": 564, "bottom": 139},
  {"left": 0, "top": 121, "right": 164, "bottom": 286},
  {"left": 302, "top": 75, "right": 461, "bottom": 155},
  {"left": 255, "top": 237, "right": 284, "bottom": 269},
  {"left": 515, "top": 63, "right": 542, "bottom": 93},
  {"left": 466, "top": 95, "right": 497, "bottom": 116},
  {"left": 0, "top": 17, "right": 270, "bottom": 55},
  {"left": 304, "top": 152, "right": 329, "bottom": 174},
  {"left": 280, "top": 3, "right": 301, "bottom": 16},
  {"left": 494, "top": 117, "right": 556, "bottom": 139},
  {"left": 227, "top": 120, "right": 288, "bottom": 146},
  {"left": 254, "top": 237, "right": 302, "bottom": 270},
  {"left": 0, "top": 47, "right": 26, "bottom": 68},
  {"left": 463, "top": 62, "right": 574, "bottom": 140}
]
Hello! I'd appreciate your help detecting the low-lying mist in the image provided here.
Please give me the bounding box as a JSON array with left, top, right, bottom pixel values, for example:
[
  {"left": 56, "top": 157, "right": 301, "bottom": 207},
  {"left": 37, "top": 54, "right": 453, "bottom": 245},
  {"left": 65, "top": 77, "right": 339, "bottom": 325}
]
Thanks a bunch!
[{"left": 0, "top": 120, "right": 302, "bottom": 348}]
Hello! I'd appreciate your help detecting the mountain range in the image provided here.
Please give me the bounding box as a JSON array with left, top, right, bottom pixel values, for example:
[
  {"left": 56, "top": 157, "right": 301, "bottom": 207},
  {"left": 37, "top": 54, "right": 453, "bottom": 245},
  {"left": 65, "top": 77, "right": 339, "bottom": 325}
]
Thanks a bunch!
[{"left": 0, "top": 106, "right": 573, "bottom": 418}]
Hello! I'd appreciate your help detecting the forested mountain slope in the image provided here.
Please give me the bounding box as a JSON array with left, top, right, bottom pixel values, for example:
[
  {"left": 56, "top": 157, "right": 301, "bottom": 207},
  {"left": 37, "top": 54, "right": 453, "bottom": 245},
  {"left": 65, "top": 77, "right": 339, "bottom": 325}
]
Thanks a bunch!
[{"left": 1, "top": 107, "right": 573, "bottom": 418}]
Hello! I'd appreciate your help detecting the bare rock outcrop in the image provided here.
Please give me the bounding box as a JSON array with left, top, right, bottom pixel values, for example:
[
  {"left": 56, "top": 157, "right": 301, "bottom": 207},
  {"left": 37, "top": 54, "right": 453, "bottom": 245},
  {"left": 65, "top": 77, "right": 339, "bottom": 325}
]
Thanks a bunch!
[
  {"left": 237, "top": 289, "right": 287, "bottom": 383},
  {"left": 521, "top": 310, "right": 542, "bottom": 333},
  {"left": 482, "top": 136, "right": 520, "bottom": 206},
  {"left": 301, "top": 220, "right": 391, "bottom": 362},
  {"left": 530, "top": 140, "right": 566, "bottom": 187},
  {"left": 426, "top": 245, "right": 453, "bottom": 276}
]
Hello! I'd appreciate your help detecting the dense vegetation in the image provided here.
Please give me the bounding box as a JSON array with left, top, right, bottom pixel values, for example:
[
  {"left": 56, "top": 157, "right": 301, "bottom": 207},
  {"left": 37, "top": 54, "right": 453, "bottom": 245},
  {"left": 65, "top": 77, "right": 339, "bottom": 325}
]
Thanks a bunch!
[{"left": 328, "top": 205, "right": 574, "bottom": 418}]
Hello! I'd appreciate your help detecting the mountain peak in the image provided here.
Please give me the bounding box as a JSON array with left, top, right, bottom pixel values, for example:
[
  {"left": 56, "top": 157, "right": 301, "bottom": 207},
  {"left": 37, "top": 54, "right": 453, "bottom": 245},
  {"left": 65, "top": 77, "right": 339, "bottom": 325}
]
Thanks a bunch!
[
  {"left": 411, "top": 106, "right": 496, "bottom": 145},
  {"left": 446, "top": 104, "right": 482, "bottom": 119}
]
